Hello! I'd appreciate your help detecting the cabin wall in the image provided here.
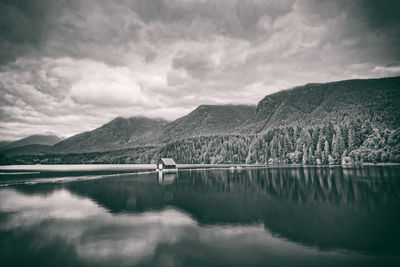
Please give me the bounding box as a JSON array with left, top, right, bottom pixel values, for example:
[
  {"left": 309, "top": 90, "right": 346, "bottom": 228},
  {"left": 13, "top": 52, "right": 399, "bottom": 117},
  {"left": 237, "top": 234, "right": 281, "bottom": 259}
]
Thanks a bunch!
[{"left": 164, "top": 165, "right": 175, "bottom": 169}]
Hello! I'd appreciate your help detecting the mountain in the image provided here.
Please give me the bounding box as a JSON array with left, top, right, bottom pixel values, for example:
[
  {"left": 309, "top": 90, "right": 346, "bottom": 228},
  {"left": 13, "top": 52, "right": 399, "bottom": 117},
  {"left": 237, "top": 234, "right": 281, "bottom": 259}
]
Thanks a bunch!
[
  {"left": 0, "top": 141, "right": 11, "bottom": 149},
  {"left": 49, "top": 105, "right": 255, "bottom": 153},
  {"left": 0, "top": 134, "right": 62, "bottom": 152},
  {"left": 243, "top": 76, "right": 400, "bottom": 133},
  {"left": 5, "top": 76, "right": 400, "bottom": 165},
  {"left": 1, "top": 144, "right": 53, "bottom": 156},
  {"left": 53, "top": 116, "right": 168, "bottom": 153},
  {"left": 161, "top": 105, "right": 255, "bottom": 141}
]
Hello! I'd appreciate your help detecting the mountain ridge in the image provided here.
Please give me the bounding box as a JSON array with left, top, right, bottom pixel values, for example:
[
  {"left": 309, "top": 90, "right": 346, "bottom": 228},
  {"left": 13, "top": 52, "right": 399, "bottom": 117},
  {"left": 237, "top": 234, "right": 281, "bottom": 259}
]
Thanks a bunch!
[
  {"left": 161, "top": 104, "right": 256, "bottom": 142},
  {"left": 1, "top": 144, "right": 53, "bottom": 156},
  {"left": 242, "top": 76, "right": 400, "bottom": 133},
  {"left": 0, "top": 134, "right": 62, "bottom": 152},
  {"left": 52, "top": 116, "right": 169, "bottom": 153},
  {"left": 3, "top": 76, "right": 400, "bottom": 162}
]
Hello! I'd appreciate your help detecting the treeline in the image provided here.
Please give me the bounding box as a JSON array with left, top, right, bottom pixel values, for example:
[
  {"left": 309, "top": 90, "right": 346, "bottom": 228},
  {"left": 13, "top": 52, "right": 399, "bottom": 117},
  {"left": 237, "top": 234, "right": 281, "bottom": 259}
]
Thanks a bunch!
[
  {"left": 6, "top": 146, "right": 158, "bottom": 165},
  {"left": 245, "top": 120, "right": 400, "bottom": 165},
  {"left": 159, "top": 119, "right": 400, "bottom": 164},
  {"left": 158, "top": 135, "right": 253, "bottom": 164},
  {"left": 5, "top": 119, "right": 400, "bottom": 165}
]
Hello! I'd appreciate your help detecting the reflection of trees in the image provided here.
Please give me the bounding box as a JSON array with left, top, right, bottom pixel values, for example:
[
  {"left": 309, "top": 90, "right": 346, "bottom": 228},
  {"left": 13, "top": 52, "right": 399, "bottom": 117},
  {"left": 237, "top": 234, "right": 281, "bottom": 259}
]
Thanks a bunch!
[
  {"left": 176, "top": 166, "right": 400, "bottom": 207},
  {"left": 170, "top": 167, "right": 400, "bottom": 253},
  {"left": 58, "top": 166, "right": 400, "bottom": 217},
  {"left": 50, "top": 166, "right": 400, "bottom": 253}
]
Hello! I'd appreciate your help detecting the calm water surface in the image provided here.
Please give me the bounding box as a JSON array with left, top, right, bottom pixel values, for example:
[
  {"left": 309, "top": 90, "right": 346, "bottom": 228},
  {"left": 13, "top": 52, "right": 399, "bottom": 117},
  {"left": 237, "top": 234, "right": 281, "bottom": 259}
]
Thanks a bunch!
[{"left": 0, "top": 166, "right": 399, "bottom": 266}]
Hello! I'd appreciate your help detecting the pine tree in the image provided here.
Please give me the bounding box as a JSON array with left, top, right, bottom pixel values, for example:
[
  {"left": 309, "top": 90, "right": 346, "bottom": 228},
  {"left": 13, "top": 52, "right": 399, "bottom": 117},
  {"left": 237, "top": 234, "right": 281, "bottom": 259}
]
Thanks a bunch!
[
  {"left": 315, "top": 137, "right": 322, "bottom": 161},
  {"left": 302, "top": 144, "right": 308, "bottom": 165},
  {"left": 324, "top": 140, "right": 330, "bottom": 164},
  {"left": 264, "top": 142, "right": 269, "bottom": 163},
  {"left": 278, "top": 139, "right": 283, "bottom": 160},
  {"left": 337, "top": 134, "right": 345, "bottom": 159},
  {"left": 270, "top": 137, "right": 276, "bottom": 160},
  {"left": 308, "top": 146, "right": 314, "bottom": 164},
  {"left": 332, "top": 133, "right": 338, "bottom": 157},
  {"left": 348, "top": 127, "right": 355, "bottom": 152}
]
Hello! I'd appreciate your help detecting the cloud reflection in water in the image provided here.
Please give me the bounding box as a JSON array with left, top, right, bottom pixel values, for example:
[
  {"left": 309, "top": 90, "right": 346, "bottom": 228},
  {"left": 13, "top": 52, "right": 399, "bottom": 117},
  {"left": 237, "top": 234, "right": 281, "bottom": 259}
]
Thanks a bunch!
[{"left": 0, "top": 188, "right": 367, "bottom": 266}]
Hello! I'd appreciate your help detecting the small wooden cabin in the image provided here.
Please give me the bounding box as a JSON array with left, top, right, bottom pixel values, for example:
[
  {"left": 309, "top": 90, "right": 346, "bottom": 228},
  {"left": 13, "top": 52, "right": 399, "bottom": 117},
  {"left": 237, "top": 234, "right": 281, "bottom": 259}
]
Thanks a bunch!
[{"left": 157, "top": 158, "right": 176, "bottom": 170}]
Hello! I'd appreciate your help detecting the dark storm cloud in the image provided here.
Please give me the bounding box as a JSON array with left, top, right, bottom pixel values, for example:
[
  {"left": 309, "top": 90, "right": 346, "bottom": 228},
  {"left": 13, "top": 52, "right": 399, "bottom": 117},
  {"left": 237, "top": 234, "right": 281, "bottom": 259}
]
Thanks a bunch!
[
  {"left": 297, "top": 0, "right": 400, "bottom": 63},
  {"left": 1, "top": 0, "right": 398, "bottom": 65},
  {"left": 0, "top": 0, "right": 63, "bottom": 64},
  {"left": 128, "top": 0, "right": 295, "bottom": 39},
  {"left": 0, "top": 0, "right": 399, "bottom": 140},
  {"left": 360, "top": 0, "right": 400, "bottom": 29},
  {"left": 0, "top": 0, "right": 143, "bottom": 66},
  {"left": 358, "top": 0, "right": 400, "bottom": 62},
  {"left": 172, "top": 51, "right": 216, "bottom": 79},
  {"left": 0, "top": 0, "right": 296, "bottom": 66}
]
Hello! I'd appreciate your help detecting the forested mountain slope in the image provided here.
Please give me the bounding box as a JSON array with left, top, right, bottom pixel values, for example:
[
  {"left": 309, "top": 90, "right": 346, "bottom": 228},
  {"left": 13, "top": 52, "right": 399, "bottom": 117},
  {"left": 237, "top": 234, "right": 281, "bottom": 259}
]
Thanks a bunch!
[
  {"left": 52, "top": 117, "right": 168, "bottom": 153},
  {"left": 1, "top": 144, "right": 52, "bottom": 156},
  {"left": 161, "top": 105, "right": 255, "bottom": 141},
  {"left": 0, "top": 135, "right": 62, "bottom": 151},
  {"left": 0, "top": 141, "right": 11, "bottom": 149},
  {"left": 5, "top": 76, "right": 400, "bottom": 165},
  {"left": 242, "top": 76, "right": 400, "bottom": 133}
]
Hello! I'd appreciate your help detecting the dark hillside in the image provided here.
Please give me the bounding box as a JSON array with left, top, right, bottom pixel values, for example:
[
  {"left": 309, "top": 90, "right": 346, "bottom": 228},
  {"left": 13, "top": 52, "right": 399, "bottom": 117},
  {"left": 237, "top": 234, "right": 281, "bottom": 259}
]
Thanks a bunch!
[
  {"left": 7, "top": 76, "right": 400, "bottom": 165},
  {"left": 161, "top": 105, "right": 255, "bottom": 141},
  {"left": 0, "top": 135, "right": 62, "bottom": 151},
  {"left": 243, "top": 76, "right": 400, "bottom": 133},
  {"left": 53, "top": 117, "right": 168, "bottom": 153}
]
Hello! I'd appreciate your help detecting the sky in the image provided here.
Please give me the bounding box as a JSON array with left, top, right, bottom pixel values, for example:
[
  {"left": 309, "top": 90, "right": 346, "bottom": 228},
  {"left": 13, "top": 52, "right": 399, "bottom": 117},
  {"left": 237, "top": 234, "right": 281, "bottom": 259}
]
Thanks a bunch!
[{"left": 0, "top": 0, "right": 400, "bottom": 140}]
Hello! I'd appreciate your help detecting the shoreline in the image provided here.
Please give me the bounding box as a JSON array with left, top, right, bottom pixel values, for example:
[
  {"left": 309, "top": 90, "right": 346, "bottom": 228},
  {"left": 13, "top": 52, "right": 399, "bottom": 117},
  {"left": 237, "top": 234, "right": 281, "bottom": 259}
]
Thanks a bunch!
[{"left": 1, "top": 162, "right": 399, "bottom": 171}]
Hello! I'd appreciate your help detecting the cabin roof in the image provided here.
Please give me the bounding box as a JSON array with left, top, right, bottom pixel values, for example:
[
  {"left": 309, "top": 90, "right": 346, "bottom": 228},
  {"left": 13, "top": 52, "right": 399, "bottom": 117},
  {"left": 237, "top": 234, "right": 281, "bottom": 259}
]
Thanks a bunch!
[{"left": 160, "top": 158, "right": 176, "bottom": 166}]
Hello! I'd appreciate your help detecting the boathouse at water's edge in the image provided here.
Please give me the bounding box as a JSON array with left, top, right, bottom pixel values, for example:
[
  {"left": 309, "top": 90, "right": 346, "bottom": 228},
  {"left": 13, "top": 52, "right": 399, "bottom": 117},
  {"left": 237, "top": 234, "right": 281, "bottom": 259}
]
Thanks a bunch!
[{"left": 157, "top": 158, "right": 176, "bottom": 170}]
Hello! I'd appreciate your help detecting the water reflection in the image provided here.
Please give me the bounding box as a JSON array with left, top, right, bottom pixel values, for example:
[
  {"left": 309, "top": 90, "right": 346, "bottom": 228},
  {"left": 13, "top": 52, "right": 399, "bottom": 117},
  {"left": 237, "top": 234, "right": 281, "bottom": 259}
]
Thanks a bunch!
[
  {"left": 0, "top": 189, "right": 196, "bottom": 266},
  {"left": 158, "top": 172, "right": 178, "bottom": 185},
  {"left": 0, "top": 188, "right": 368, "bottom": 267},
  {"left": 0, "top": 166, "right": 399, "bottom": 267}
]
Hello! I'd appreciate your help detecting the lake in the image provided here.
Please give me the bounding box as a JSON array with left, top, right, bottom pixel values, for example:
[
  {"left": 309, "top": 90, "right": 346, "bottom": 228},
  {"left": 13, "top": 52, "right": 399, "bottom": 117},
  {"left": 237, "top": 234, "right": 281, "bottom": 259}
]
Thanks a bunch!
[{"left": 0, "top": 165, "right": 399, "bottom": 266}]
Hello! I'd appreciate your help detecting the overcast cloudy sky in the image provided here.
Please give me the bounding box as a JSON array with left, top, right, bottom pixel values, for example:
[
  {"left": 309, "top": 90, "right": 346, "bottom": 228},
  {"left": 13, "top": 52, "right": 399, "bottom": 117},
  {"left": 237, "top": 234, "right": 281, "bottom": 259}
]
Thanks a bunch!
[{"left": 1, "top": 0, "right": 399, "bottom": 140}]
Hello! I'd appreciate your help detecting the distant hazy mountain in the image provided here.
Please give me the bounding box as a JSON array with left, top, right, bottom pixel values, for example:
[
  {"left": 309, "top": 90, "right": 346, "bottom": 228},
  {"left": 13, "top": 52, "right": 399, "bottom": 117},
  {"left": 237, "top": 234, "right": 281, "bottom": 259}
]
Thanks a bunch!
[
  {"left": 243, "top": 76, "right": 400, "bottom": 133},
  {"left": 0, "top": 141, "right": 11, "bottom": 149},
  {"left": 161, "top": 105, "right": 255, "bottom": 141},
  {"left": 1, "top": 144, "right": 52, "bottom": 156},
  {"left": 0, "top": 134, "right": 62, "bottom": 152},
  {"left": 53, "top": 117, "right": 168, "bottom": 153}
]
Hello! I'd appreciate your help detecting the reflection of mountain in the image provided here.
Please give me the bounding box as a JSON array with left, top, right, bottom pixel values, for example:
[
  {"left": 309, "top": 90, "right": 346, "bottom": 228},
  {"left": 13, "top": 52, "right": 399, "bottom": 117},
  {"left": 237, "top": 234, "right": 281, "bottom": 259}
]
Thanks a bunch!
[
  {"left": 2, "top": 188, "right": 375, "bottom": 267},
  {"left": 54, "top": 166, "right": 400, "bottom": 254}
]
